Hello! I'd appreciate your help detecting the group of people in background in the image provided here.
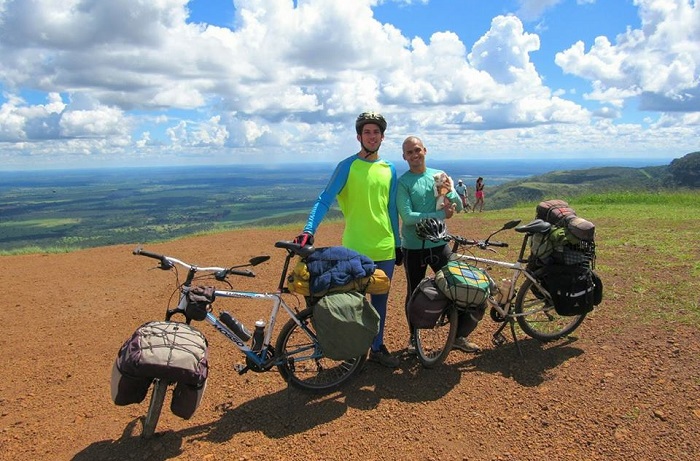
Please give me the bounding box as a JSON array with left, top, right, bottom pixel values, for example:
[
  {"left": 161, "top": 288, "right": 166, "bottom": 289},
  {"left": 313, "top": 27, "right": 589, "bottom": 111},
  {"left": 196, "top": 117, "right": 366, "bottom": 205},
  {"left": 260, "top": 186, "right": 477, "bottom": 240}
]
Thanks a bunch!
[
  {"left": 294, "top": 112, "right": 484, "bottom": 368},
  {"left": 454, "top": 176, "right": 485, "bottom": 213}
]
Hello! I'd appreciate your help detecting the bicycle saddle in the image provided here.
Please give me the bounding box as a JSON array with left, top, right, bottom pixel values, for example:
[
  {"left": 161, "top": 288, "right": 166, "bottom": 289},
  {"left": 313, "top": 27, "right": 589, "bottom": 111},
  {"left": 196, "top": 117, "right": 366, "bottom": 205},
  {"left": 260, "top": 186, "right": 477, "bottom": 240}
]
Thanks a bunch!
[
  {"left": 275, "top": 241, "right": 316, "bottom": 258},
  {"left": 515, "top": 219, "right": 551, "bottom": 234}
]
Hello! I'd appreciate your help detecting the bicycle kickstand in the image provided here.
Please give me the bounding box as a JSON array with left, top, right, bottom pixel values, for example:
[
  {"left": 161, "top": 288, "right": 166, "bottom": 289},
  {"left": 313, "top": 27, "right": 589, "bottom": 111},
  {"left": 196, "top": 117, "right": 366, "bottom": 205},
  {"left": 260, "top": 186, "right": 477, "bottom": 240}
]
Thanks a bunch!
[
  {"left": 509, "top": 320, "right": 523, "bottom": 357},
  {"left": 491, "top": 319, "right": 524, "bottom": 357}
]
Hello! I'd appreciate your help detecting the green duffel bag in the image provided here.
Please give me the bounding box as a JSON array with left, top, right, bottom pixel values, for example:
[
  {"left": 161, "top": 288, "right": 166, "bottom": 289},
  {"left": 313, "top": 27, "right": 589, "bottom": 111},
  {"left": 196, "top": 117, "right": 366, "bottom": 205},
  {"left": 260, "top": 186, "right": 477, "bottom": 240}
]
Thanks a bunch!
[
  {"left": 312, "top": 291, "right": 380, "bottom": 360},
  {"left": 434, "top": 261, "right": 491, "bottom": 309}
]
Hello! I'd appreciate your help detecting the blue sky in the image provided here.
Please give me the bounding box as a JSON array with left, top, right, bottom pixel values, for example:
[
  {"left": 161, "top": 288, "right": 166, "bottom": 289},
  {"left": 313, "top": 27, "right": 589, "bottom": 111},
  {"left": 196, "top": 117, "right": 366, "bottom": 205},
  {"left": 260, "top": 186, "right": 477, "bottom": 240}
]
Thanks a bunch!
[{"left": 0, "top": 0, "right": 698, "bottom": 170}]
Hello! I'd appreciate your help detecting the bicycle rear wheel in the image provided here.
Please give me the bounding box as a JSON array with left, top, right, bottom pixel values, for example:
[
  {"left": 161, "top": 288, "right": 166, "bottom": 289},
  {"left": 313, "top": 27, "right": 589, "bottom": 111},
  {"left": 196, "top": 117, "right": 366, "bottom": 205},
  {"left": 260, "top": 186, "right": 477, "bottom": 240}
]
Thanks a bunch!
[
  {"left": 414, "top": 306, "right": 458, "bottom": 368},
  {"left": 275, "top": 307, "right": 367, "bottom": 393},
  {"left": 141, "top": 379, "right": 167, "bottom": 438},
  {"left": 514, "top": 277, "right": 586, "bottom": 341}
]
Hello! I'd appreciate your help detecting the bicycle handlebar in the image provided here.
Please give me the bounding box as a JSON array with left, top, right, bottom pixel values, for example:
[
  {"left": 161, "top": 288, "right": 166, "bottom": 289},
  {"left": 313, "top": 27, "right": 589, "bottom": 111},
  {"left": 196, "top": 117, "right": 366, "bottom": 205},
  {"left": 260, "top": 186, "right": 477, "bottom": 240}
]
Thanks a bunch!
[
  {"left": 133, "top": 246, "right": 258, "bottom": 278},
  {"left": 441, "top": 234, "right": 508, "bottom": 249}
]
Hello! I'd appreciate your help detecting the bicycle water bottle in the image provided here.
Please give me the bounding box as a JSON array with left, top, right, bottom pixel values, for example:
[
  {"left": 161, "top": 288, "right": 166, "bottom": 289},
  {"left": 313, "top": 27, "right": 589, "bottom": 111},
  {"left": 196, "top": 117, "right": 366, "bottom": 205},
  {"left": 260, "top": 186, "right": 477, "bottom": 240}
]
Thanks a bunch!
[
  {"left": 496, "top": 279, "right": 512, "bottom": 304},
  {"left": 219, "top": 312, "right": 252, "bottom": 341},
  {"left": 251, "top": 320, "right": 266, "bottom": 352}
]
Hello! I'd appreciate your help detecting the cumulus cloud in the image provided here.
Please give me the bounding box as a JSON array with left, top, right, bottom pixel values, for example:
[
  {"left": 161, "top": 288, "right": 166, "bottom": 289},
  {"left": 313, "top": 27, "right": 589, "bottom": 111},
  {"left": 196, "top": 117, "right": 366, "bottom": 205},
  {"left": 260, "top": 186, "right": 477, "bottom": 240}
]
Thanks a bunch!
[
  {"left": 555, "top": 0, "right": 700, "bottom": 111},
  {"left": 0, "top": 0, "right": 696, "bottom": 167}
]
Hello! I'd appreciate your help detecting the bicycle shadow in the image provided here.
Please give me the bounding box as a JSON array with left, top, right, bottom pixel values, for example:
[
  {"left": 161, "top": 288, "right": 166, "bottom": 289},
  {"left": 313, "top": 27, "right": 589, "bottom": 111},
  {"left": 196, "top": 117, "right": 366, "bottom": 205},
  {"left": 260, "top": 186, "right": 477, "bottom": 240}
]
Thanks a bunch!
[
  {"left": 343, "top": 352, "right": 463, "bottom": 410},
  {"left": 73, "top": 387, "right": 352, "bottom": 460},
  {"left": 72, "top": 418, "right": 186, "bottom": 461},
  {"left": 452, "top": 336, "right": 584, "bottom": 387},
  {"left": 73, "top": 339, "right": 582, "bottom": 459}
]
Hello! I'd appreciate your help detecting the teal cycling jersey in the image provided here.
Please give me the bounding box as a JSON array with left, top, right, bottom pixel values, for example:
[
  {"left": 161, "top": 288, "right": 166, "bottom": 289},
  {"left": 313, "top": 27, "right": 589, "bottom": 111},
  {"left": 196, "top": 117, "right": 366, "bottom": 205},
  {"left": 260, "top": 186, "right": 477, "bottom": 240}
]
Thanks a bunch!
[
  {"left": 303, "top": 154, "right": 400, "bottom": 262},
  {"left": 397, "top": 167, "right": 463, "bottom": 250}
]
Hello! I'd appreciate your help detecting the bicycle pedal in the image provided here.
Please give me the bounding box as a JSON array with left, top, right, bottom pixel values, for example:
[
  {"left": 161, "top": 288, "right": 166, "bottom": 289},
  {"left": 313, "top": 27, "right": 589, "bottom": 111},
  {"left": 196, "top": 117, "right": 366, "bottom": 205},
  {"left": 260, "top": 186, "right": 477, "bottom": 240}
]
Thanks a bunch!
[
  {"left": 492, "top": 333, "right": 507, "bottom": 347},
  {"left": 233, "top": 363, "right": 249, "bottom": 374}
]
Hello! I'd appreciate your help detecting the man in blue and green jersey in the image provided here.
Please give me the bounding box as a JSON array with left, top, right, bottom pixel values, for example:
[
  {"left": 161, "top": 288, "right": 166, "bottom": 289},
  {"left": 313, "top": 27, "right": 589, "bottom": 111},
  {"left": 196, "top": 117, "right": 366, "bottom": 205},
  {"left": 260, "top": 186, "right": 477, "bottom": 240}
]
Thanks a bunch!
[
  {"left": 294, "top": 112, "right": 402, "bottom": 368},
  {"left": 398, "top": 136, "right": 482, "bottom": 354}
]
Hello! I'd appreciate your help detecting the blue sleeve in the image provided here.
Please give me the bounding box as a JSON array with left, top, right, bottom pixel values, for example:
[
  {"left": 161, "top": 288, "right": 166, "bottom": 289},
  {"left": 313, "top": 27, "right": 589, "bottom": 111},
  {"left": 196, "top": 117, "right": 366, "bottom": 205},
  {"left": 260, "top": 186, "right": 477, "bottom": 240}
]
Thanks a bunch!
[
  {"left": 303, "top": 156, "right": 353, "bottom": 235},
  {"left": 388, "top": 163, "right": 401, "bottom": 247}
]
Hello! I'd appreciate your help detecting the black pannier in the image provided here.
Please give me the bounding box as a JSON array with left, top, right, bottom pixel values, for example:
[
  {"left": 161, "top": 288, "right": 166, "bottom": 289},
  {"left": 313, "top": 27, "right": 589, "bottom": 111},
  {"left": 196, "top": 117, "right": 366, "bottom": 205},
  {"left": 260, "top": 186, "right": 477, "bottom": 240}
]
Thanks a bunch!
[
  {"left": 407, "top": 278, "right": 451, "bottom": 329},
  {"left": 538, "top": 265, "right": 603, "bottom": 316}
]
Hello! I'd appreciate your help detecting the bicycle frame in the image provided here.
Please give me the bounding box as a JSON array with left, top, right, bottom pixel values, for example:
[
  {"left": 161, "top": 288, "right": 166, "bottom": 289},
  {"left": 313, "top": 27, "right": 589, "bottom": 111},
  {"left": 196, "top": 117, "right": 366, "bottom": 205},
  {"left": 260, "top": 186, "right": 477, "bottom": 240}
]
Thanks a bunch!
[
  {"left": 450, "top": 250, "right": 542, "bottom": 319},
  {"left": 200, "top": 289, "right": 316, "bottom": 370},
  {"left": 159, "top": 245, "right": 319, "bottom": 373}
]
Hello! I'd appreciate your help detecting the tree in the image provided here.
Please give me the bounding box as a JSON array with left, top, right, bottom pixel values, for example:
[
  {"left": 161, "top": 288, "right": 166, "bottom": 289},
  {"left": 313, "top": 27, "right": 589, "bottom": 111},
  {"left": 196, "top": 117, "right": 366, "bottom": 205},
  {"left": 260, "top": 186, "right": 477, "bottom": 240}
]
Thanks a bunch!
[{"left": 668, "top": 152, "right": 700, "bottom": 188}]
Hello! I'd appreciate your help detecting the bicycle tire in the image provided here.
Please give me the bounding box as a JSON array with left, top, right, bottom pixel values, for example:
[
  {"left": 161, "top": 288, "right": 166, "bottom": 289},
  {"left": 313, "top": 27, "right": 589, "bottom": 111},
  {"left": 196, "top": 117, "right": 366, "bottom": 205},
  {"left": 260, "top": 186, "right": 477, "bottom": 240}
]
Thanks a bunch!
[
  {"left": 141, "top": 378, "right": 167, "bottom": 438},
  {"left": 275, "top": 307, "right": 367, "bottom": 393},
  {"left": 414, "top": 305, "right": 458, "bottom": 368},
  {"left": 514, "top": 277, "right": 586, "bottom": 341}
]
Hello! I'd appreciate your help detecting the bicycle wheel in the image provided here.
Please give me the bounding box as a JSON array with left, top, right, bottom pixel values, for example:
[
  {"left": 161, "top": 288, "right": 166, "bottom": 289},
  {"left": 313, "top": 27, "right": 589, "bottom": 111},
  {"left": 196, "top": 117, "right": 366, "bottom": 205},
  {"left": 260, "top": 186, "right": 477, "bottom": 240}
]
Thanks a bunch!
[
  {"left": 514, "top": 277, "right": 586, "bottom": 341},
  {"left": 414, "top": 305, "right": 458, "bottom": 368},
  {"left": 275, "top": 307, "right": 367, "bottom": 393},
  {"left": 141, "top": 378, "right": 167, "bottom": 438}
]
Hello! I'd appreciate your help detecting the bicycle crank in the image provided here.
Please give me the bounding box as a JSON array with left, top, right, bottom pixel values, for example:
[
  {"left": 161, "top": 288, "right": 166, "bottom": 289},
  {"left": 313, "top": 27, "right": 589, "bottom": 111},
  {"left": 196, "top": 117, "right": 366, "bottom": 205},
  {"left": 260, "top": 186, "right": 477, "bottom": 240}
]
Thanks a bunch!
[{"left": 492, "top": 332, "right": 507, "bottom": 347}]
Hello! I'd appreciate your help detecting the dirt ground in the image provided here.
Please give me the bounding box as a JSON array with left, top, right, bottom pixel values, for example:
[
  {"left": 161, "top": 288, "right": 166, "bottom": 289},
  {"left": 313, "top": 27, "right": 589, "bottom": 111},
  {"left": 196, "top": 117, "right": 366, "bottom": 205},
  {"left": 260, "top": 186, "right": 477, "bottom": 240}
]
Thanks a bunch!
[{"left": 1, "top": 220, "right": 699, "bottom": 461}]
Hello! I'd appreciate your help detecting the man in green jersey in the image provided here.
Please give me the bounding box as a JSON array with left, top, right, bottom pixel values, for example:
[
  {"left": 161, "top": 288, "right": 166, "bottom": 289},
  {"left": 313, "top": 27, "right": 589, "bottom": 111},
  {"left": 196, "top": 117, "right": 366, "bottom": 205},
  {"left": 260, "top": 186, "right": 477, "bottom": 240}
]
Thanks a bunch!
[{"left": 294, "top": 112, "right": 402, "bottom": 368}]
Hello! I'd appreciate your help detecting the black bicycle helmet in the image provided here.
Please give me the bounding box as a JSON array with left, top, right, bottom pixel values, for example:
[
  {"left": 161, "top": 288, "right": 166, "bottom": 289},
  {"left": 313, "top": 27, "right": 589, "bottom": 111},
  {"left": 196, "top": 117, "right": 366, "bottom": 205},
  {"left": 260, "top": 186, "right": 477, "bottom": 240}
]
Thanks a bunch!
[
  {"left": 355, "top": 112, "right": 387, "bottom": 135},
  {"left": 415, "top": 218, "right": 447, "bottom": 241}
]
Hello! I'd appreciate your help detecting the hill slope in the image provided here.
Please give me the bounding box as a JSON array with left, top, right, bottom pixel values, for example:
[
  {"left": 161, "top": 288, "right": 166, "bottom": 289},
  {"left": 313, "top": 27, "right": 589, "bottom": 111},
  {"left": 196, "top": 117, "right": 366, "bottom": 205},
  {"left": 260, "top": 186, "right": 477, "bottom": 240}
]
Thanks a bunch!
[{"left": 487, "top": 165, "right": 669, "bottom": 210}]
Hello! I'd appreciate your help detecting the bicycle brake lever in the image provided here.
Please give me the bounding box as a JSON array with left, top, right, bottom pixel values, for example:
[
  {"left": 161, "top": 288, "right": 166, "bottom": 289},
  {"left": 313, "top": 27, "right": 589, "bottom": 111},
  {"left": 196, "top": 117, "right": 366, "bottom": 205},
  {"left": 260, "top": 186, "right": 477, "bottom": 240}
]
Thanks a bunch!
[{"left": 158, "top": 259, "right": 174, "bottom": 270}]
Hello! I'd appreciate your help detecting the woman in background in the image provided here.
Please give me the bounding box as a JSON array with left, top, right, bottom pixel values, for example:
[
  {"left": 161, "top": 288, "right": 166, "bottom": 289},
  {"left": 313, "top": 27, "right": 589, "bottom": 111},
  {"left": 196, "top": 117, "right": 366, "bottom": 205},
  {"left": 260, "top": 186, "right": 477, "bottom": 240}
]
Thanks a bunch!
[{"left": 474, "top": 177, "right": 485, "bottom": 212}]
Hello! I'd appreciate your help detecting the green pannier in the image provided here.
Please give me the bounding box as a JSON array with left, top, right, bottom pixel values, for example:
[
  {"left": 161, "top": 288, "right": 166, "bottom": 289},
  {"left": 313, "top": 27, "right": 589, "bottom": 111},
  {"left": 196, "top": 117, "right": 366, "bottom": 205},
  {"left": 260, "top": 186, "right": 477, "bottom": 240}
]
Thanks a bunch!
[
  {"left": 312, "top": 291, "right": 380, "bottom": 360},
  {"left": 434, "top": 261, "right": 491, "bottom": 309}
]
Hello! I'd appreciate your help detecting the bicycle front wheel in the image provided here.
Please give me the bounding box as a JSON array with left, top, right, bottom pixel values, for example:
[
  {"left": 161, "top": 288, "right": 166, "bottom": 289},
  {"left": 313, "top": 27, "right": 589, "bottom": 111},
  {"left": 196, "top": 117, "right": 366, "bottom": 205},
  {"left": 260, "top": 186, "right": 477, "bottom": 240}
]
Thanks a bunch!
[
  {"left": 414, "top": 306, "right": 458, "bottom": 368},
  {"left": 141, "top": 378, "right": 167, "bottom": 438},
  {"left": 514, "top": 277, "right": 586, "bottom": 341},
  {"left": 275, "top": 307, "right": 367, "bottom": 393}
]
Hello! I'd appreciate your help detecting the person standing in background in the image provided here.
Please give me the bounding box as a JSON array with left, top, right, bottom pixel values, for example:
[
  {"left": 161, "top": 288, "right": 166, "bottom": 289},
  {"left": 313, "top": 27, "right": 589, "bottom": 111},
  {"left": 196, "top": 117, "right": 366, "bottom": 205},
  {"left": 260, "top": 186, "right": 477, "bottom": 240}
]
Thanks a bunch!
[
  {"left": 293, "top": 112, "right": 402, "bottom": 368},
  {"left": 474, "top": 177, "right": 485, "bottom": 212},
  {"left": 455, "top": 179, "right": 471, "bottom": 212},
  {"left": 397, "top": 136, "right": 481, "bottom": 354}
]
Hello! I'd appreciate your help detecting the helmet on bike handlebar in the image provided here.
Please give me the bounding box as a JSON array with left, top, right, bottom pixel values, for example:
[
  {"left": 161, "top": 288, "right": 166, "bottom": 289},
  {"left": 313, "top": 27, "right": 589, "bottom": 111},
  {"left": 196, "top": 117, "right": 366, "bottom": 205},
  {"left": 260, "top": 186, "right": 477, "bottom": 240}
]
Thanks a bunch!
[
  {"left": 356, "top": 112, "right": 387, "bottom": 135},
  {"left": 415, "top": 218, "right": 447, "bottom": 241}
]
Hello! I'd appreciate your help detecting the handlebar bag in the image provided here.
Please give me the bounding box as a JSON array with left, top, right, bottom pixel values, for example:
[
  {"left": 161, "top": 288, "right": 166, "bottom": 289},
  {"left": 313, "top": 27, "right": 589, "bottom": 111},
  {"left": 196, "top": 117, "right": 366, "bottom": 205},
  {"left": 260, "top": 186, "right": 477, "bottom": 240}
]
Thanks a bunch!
[
  {"left": 311, "top": 291, "right": 380, "bottom": 360},
  {"left": 406, "top": 277, "right": 451, "bottom": 329},
  {"left": 434, "top": 261, "right": 491, "bottom": 309}
]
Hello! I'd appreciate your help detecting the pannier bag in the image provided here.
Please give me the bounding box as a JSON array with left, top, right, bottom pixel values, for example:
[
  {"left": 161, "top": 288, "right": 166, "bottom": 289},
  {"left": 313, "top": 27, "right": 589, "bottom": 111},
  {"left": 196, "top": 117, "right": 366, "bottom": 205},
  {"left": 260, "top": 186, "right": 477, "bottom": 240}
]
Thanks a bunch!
[
  {"left": 407, "top": 277, "right": 452, "bottom": 329},
  {"left": 288, "top": 259, "right": 390, "bottom": 296},
  {"left": 111, "top": 321, "right": 209, "bottom": 417},
  {"left": 434, "top": 261, "right": 491, "bottom": 309},
  {"left": 171, "top": 381, "right": 207, "bottom": 419},
  {"left": 539, "top": 265, "right": 603, "bottom": 316},
  {"left": 110, "top": 361, "right": 151, "bottom": 405},
  {"left": 529, "top": 200, "right": 597, "bottom": 270},
  {"left": 312, "top": 291, "right": 380, "bottom": 360}
]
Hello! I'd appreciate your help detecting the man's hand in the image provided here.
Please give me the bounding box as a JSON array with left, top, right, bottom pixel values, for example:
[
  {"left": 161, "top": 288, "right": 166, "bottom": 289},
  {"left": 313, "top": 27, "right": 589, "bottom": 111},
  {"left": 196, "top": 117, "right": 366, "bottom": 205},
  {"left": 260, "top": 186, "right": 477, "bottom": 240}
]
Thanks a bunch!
[
  {"left": 293, "top": 232, "right": 314, "bottom": 247},
  {"left": 395, "top": 247, "right": 404, "bottom": 266},
  {"left": 444, "top": 202, "right": 457, "bottom": 219}
]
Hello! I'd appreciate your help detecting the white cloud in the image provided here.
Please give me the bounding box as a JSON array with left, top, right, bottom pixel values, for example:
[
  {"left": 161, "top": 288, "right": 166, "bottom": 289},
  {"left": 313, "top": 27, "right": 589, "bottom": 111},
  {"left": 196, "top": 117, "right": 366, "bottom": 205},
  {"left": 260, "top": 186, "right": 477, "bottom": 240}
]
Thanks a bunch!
[
  {"left": 0, "top": 0, "right": 696, "bottom": 168},
  {"left": 555, "top": 0, "right": 700, "bottom": 110}
]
